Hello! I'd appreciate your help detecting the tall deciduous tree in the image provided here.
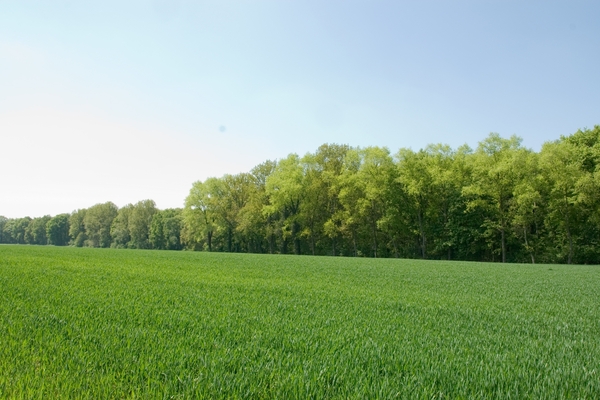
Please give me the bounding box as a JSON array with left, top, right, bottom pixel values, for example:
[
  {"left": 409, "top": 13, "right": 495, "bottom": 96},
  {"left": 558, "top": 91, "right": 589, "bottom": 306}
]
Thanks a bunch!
[
  {"left": 46, "top": 214, "right": 70, "bottom": 246},
  {"left": 464, "top": 133, "right": 525, "bottom": 263},
  {"left": 540, "top": 140, "right": 585, "bottom": 264},
  {"left": 184, "top": 179, "right": 218, "bottom": 251},
  {"left": 2, "top": 217, "right": 31, "bottom": 244},
  {"left": 238, "top": 160, "right": 277, "bottom": 253},
  {"left": 511, "top": 151, "right": 545, "bottom": 263},
  {"left": 128, "top": 200, "right": 157, "bottom": 249},
  {"left": 26, "top": 216, "right": 51, "bottom": 245},
  {"left": 150, "top": 208, "right": 183, "bottom": 250},
  {"left": 307, "top": 144, "right": 351, "bottom": 255},
  {"left": 265, "top": 154, "right": 304, "bottom": 254},
  {"left": 397, "top": 148, "right": 434, "bottom": 259},
  {"left": 69, "top": 209, "right": 87, "bottom": 247},
  {"left": 111, "top": 204, "right": 133, "bottom": 248},
  {"left": 84, "top": 202, "right": 118, "bottom": 248},
  {"left": 333, "top": 149, "right": 364, "bottom": 256},
  {"left": 354, "top": 147, "right": 395, "bottom": 258},
  {"left": 0, "top": 216, "right": 8, "bottom": 243}
]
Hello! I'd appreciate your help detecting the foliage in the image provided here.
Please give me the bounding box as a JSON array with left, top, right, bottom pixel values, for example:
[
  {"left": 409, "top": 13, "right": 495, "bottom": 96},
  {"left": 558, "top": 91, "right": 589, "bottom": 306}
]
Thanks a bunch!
[
  {"left": 150, "top": 208, "right": 183, "bottom": 250},
  {"left": 83, "top": 202, "right": 118, "bottom": 248},
  {"left": 128, "top": 200, "right": 157, "bottom": 249},
  {"left": 110, "top": 204, "right": 133, "bottom": 248},
  {"left": 46, "top": 214, "right": 70, "bottom": 246},
  {"left": 3, "top": 126, "right": 600, "bottom": 264},
  {"left": 69, "top": 209, "right": 87, "bottom": 247}
]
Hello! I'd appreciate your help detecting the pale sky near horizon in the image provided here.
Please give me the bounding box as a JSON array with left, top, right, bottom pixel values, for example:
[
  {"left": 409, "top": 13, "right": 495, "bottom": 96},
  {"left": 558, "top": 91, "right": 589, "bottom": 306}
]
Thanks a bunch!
[{"left": 1, "top": 1, "right": 599, "bottom": 218}]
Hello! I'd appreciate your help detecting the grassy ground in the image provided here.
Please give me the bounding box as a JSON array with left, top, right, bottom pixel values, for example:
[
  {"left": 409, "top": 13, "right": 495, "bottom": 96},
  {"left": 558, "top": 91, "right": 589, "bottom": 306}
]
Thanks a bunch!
[{"left": 0, "top": 245, "right": 599, "bottom": 398}]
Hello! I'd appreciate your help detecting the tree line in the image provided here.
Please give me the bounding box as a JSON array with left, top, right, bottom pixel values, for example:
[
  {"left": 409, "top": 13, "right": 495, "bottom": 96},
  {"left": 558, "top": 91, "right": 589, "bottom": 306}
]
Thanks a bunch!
[
  {"left": 0, "top": 201, "right": 183, "bottom": 251},
  {"left": 2, "top": 127, "right": 599, "bottom": 264}
]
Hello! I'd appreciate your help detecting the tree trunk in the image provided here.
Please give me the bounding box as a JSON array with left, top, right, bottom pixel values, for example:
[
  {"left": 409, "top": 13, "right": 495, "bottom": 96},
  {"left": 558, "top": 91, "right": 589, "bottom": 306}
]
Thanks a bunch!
[
  {"left": 499, "top": 194, "right": 506, "bottom": 263},
  {"left": 310, "top": 218, "right": 315, "bottom": 255},
  {"left": 292, "top": 222, "right": 300, "bottom": 255},
  {"left": 418, "top": 209, "right": 426, "bottom": 259},
  {"left": 501, "top": 226, "right": 506, "bottom": 263},
  {"left": 523, "top": 226, "right": 535, "bottom": 264},
  {"left": 564, "top": 193, "right": 573, "bottom": 264},
  {"left": 372, "top": 221, "right": 378, "bottom": 258},
  {"left": 567, "top": 225, "right": 573, "bottom": 265},
  {"left": 227, "top": 227, "right": 232, "bottom": 252}
]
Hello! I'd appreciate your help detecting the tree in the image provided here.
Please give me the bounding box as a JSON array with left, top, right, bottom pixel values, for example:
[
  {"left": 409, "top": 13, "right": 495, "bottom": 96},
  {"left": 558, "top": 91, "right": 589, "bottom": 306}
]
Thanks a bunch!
[
  {"left": 265, "top": 154, "right": 304, "bottom": 254},
  {"left": 69, "top": 209, "right": 87, "bottom": 247},
  {"left": 237, "top": 161, "right": 277, "bottom": 253},
  {"left": 463, "top": 133, "right": 525, "bottom": 263},
  {"left": 9, "top": 217, "right": 32, "bottom": 244},
  {"left": 111, "top": 204, "right": 133, "bottom": 248},
  {"left": 362, "top": 147, "right": 396, "bottom": 257},
  {"left": 511, "top": 151, "right": 545, "bottom": 263},
  {"left": 210, "top": 173, "right": 254, "bottom": 252},
  {"left": 540, "top": 139, "right": 586, "bottom": 264},
  {"left": 396, "top": 148, "right": 434, "bottom": 259},
  {"left": 304, "top": 144, "right": 351, "bottom": 256},
  {"left": 333, "top": 149, "right": 364, "bottom": 256},
  {"left": 46, "top": 214, "right": 70, "bottom": 246},
  {"left": 26, "top": 216, "right": 51, "bottom": 245},
  {"left": 84, "top": 202, "right": 118, "bottom": 248},
  {"left": 0, "top": 216, "right": 8, "bottom": 243},
  {"left": 424, "top": 144, "right": 467, "bottom": 260},
  {"left": 183, "top": 179, "right": 218, "bottom": 251},
  {"left": 128, "top": 200, "right": 157, "bottom": 249},
  {"left": 563, "top": 126, "right": 600, "bottom": 263},
  {"left": 150, "top": 208, "right": 183, "bottom": 250}
]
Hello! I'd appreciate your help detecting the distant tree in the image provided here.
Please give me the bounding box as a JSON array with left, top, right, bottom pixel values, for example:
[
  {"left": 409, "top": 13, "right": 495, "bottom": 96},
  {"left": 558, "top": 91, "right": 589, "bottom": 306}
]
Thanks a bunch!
[
  {"left": 0, "top": 216, "right": 8, "bottom": 243},
  {"left": 265, "top": 154, "right": 305, "bottom": 254},
  {"left": 84, "top": 202, "right": 118, "bottom": 247},
  {"left": 237, "top": 161, "right": 277, "bottom": 253},
  {"left": 539, "top": 136, "right": 592, "bottom": 264},
  {"left": 129, "top": 200, "right": 158, "bottom": 249},
  {"left": 46, "top": 214, "right": 70, "bottom": 246},
  {"left": 303, "top": 144, "right": 351, "bottom": 256},
  {"left": 161, "top": 209, "right": 184, "bottom": 250},
  {"left": 149, "top": 211, "right": 166, "bottom": 250},
  {"left": 26, "top": 215, "right": 51, "bottom": 245},
  {"left": 300, "top": 152, "right": 327, "bottom": 255},
  {"left": 441, "top": 145, "right": 480, "bottom": 261},
  {"left": 111, "top": 204, "right": 133, "bottom": 248},
  {"left": 10, "top": 217, "right": 32, "bottom": 244},
  {"left": 357, "top": 147, "right": 395, "bottom": 258},
  {"left": 511, "top": 151, "right": 545, "bottom": 263},
  {"left": 69, "top": 209, "right": 87, "bottom": 247},
  {"left": 463, "top": 133, "right": 526, "bottom": 263},
  {"left": 150, "top": 208, "right": 183, "bottom": 250},
  {"left": 424, "top": 144, "right": 467, "bottom": 260},
  {"left": 332, "top": 148, "right": 364, "bottom": 256},
  {"left": 183, "top": 180, "right": 218, "bottom": 251},
  {"left": 563, "top": 126, "right": 600, "bottom": 263},
  {"left": 195, "top": 174, "right": 254, "bottom": 252},
  {"left": 396, "top": 148, "right": 435, "bottom": 259}
]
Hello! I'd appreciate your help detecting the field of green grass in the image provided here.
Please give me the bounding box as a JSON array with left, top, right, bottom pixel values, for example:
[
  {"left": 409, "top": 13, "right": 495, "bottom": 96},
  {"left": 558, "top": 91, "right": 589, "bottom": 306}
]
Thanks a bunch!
[{"left": 1, "top": 245, "right": 599, "bottom": 398}]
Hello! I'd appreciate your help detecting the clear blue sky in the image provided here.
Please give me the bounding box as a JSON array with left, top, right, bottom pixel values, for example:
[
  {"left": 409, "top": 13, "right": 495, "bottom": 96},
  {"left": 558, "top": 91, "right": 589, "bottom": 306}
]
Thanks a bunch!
[{"left": 1, "top": 1, "right": 599, "bottom": 218}]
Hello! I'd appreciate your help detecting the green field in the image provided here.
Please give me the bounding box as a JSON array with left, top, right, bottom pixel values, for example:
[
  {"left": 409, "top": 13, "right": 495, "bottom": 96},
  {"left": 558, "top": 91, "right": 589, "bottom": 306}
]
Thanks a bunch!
[{"left": 1, "top": 245, "right": 599, "bottom": 398}]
